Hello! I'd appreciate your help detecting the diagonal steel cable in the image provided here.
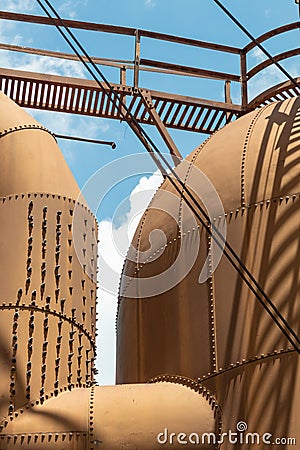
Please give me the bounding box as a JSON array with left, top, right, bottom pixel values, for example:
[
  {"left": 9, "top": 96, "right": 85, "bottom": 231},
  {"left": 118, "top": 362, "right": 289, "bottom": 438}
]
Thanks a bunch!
[
  {"left": 35, "top": 0, "right": 300, "bottom": 352},
  {"left": 212, "top": 0, "right": 300, "bottom": 90}
]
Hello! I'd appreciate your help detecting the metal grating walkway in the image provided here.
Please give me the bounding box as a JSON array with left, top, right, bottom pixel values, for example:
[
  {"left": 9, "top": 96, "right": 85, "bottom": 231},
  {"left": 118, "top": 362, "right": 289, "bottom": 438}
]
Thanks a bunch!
[{"left": 0, "top": 68, "right": 242, "bottom": 135}]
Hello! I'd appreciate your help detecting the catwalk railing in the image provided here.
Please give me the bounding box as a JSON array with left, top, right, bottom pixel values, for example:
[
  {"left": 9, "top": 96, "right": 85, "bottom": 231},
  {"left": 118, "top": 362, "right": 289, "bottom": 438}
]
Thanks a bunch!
[{"left": 0, "top": 11, "right": 299, "bottom": 136}]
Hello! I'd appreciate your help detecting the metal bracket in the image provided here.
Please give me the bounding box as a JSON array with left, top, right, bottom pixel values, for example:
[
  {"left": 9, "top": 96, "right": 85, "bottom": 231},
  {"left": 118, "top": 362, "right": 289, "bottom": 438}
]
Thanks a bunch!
[{"left": 138, "top": 89, "right": 183, "bottom": 167}]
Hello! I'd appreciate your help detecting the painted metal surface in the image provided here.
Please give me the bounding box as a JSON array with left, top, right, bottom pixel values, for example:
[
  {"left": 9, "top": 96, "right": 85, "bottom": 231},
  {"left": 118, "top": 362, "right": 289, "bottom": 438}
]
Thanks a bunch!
[
  {"left": 0, "top": 92, "right": 217, "bottom": 449},
  {"left": 0, "top": 12, "right": 299, "bottom": 450},
  {"left": 0, "top": 384, "right": 219, "bottom": 449},
  {"left": 117, "top": 97, "right": 300, "bottom": 448}
]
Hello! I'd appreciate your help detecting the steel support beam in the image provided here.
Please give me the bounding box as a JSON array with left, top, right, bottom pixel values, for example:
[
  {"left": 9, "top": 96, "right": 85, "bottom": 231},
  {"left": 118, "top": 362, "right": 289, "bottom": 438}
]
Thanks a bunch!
[{"left": 139, "top": 90, "right": 182, "bottom": 166}]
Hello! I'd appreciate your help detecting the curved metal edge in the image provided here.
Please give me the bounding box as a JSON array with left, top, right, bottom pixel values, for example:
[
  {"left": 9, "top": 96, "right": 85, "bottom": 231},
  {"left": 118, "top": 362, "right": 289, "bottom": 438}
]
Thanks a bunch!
[{"left": 247, "top": 77, "right": 300, "bottom": 110}]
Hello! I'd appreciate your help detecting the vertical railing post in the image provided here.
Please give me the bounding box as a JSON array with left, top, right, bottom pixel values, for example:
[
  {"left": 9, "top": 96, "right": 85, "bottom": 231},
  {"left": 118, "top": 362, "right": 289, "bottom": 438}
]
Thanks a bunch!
[
  {"left": 119, "top": 66, "right": 127, "bottom": 120},
  {"left": 224, "top": 80, "right": 232, "bottom": 104},
  {"left": 224, "top": 79, "right": 232, "bottom": 123},
  {"left": 134, "top": 30, "right": 140, "bottom": 91},
  {"left": 240, "top": 51, "right": 248, "bottom": 111},
  {"left": 120, "top": 66, "right": 126, "bottom": 86}
]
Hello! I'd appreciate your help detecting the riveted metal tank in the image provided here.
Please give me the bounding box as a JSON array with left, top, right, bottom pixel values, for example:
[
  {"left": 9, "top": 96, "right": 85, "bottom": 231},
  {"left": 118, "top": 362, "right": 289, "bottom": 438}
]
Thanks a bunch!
[
  {"left": 0, "top": 92, "right": 218, "bottom": 449},
  {"left": 0, "top": 91, "right": 98, "bottom": 419},
  {"left": 117, "top": 97, "right": 300, "bottom": 447}
]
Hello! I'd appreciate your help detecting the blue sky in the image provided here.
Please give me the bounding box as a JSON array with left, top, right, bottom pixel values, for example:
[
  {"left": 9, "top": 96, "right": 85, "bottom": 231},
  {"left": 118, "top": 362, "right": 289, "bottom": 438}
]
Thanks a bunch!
[{"left": 0, "top": 0, "right": 299, "bottom": 384}]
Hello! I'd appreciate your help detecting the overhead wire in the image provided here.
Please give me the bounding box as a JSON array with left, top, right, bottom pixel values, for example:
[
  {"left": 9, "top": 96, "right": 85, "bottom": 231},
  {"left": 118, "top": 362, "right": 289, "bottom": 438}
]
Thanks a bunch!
[
  {"left": 35, "top": 0, "right": 300, "bottom": 352},
  {"left": 212, "top": 0, "right": 300, "bottom": 90},
  {"left": 35, "top": 0, "right": 167, "bottom": 175}
]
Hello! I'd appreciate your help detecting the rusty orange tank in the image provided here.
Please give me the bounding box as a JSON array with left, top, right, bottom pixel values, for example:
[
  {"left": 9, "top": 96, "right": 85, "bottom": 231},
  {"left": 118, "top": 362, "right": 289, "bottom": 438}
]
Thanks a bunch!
[
  {"left": 117, "top": 96, "right": 300, "bottom": 448},
  {"left": 1, "top": 90, "right": 300, "bottom": 450},
  {"left": 0, "top": 91, "right": 219, "bottom": 450}
]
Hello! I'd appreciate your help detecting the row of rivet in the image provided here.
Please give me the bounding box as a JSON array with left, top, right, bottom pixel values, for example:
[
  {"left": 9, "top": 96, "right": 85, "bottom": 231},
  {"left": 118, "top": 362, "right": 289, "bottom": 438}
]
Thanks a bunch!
[
  {"left": 178, "top": 130, "right": 218, "bottom": 235},
  {"left": 40, "top": 308, "right": 49, "bottom": 404},
  {"left": 0, "top": 305, "right": 96, "bottom": 350},
  {"left": 212, "top": 192, "right": 300, "bottom": 225},
  {"left": 118, "top": 224, "right": 202, "bottom": 303},
  {"left": 0, "top": 431, "right": 87, "bottom": 445},
  {"left": 198, "top": 347, "right": 296, "bottom": 383},
  {"left": 26, "top": 309, "right": 35, "bottom": 401},
  {"left": 90, "top": 227, "right": 96, "bottom": 282},
  {"left": 82, "top": 218, "right": 95, "bottom": 277},
  {"left": 149, "top": 374, "right": 222, "bottom": 441},
  {"left": 67, "top": 212, "right": 72, "bottom": 299},
  {"left": 85, "top": 348, "right": 92, "bottom": 385},
  {"left": 9, "top": 310, "right": 19, "bottom": 415},
  {"left": 55, "top": 211, "right": 62, "bottom": 294},
  {"left": 0, "top": 193, "right": 95, "bottom": 220},
  {"left": 26, "top": 202, "right": 34, "bottom": 295},
  {"left": 42, "top": 206, "right": 47, "bottom": 260},
  {"left": 0, "top": 124, "right": 55, "bottom": 140},
  {"left": 0, "top": 383, "right": 92, "bottom": 431},
  {"left": 54, "top": 318, "right": 63, "bottom": 396},
  {"left": 121, "top": 190, "right": 300, "bottom": 297},
  {"left": 82, "top": 218, "right": 87, "bottom": 280},
  {"left": 207, "top": 230, "right": 217, "bottom": 373},
  {"left": 240, "top": 107, "right": 266, "bottom": 207},
  {"left": 89, "top": 386, "right": 95, "bottom": 450},
  {"left": 16, "top": 204, "right": 96, "bottom": 333},
  {"left": 40, "top": 209, "right": 46, "bottom": 289},
  {"left": 67, "top": 209, "right": 74, "bottom": 391},
  {"left": 90, "top": 274, "right": 98, "bottom": 378},
  {"left": 2, "top": 197, "right": 96, "bottom": 383},
  {"left": 41, "top": 202, "right": 47, "bottom": 363}
]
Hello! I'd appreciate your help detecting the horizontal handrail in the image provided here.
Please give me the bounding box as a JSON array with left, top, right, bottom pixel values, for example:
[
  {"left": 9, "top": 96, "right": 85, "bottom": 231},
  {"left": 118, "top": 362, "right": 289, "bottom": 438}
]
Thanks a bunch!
[
  {"left": 0, "top": 43, "right": 240, "bottom": 82},
  {"left": 243, "top": 21, "right": 300, "bottom": 53},
  {"left": 0, "top": 10, "right": 299, "bottom": 117},
  {"left": 0, "top": 11, "right": 242, "bottom": 54},
  {"left": 140, "top": 59, "right": 240, "bottom": 82},
  {"left": 247, "top": 48, "right": 300, "bottom": 80}
]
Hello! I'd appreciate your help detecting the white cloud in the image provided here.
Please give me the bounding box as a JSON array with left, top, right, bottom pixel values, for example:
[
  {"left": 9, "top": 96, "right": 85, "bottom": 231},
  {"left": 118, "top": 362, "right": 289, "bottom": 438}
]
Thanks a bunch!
[
  {"left": 96, "top": 290, "right": 117, "bottom": 385},
  {"left": 96, "top": 171, "right": 163, "bottom": 385},
  {"left": 0, "top": 30, "right": 96, "bottom": 165},
  {"left": 0, "top": 11, "right": 111, "bottom": 166},
  {"left": 251, "top": 47, "right": 266, "bottom": 63},
  {"left": 0, "top": 1, "right": 87, "bottom": 80},
  {"left": 58, "top": 0, "right": 88, "bottom": 18},
  {"left": 145, "top": 0, "right": 156, "bottom": 8},
  {"left": 247, "top": 48, "right": 299, "bottom": 101},
  {"left": 0, "top": 0, "right": 36, "bottom": 12},
  {"left": 0, "top": 48, "right": 87, "bottom": 78},
  {"left": 97, "top": 171, "right": 163, "bottom": 295}
]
